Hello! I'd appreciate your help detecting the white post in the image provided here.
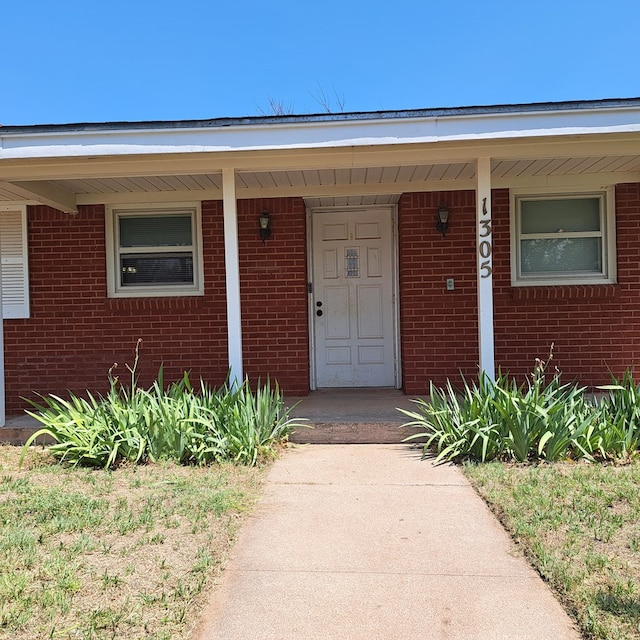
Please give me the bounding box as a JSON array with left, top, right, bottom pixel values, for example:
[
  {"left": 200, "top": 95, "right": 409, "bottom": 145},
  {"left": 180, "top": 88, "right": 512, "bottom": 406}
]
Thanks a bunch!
[
  {"left": 476, "top": 157, "right": 495, "bottom": 379},
  {"left": 222, "top": 168, "right": 243, "bottom": 387},
  {"left": 0, "top": 258, "right": 4, "bottom": 426}
]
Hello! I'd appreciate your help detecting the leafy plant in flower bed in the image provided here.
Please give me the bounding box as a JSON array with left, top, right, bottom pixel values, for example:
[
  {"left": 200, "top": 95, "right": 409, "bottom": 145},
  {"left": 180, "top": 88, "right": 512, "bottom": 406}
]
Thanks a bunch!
[
  {"left": 401, "top": 346, "right": 640, "bottom": 463},
  {"left": 21, "top": 341, "right": 306, "bottom": 469},
  {"left": 582, "top": 370, "right": 640, "bottom": 460},
  {"left": 400, "top": 376, "right": 506, "bottom": 463}
]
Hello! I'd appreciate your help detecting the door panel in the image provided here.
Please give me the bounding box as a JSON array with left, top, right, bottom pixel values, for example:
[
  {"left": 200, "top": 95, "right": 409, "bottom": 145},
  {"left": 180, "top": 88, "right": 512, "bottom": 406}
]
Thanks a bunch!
[
  {"left": 322, "top": 249, "right": 339, "bottom": 278},
  {"left": 325, "top": 286, "right": 350, "bottom": 338},
  {"left": 357, "top": 286, "right": 383, "bottom": 338},
  {"left": 312, "top": 209, "right": 396, "bottom": 387}
]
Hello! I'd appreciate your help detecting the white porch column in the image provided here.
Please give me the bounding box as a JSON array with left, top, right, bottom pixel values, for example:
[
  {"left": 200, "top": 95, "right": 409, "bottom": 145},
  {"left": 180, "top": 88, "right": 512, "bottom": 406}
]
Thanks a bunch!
[
  {"left": 476, "top": 157, "right": 495, "bottom": 379},
  {"left": 222, "top": 168, "right": 243, "bottom": 386},
  {"left": 0, "top": 255, "right": 4, "bottom": 427}
]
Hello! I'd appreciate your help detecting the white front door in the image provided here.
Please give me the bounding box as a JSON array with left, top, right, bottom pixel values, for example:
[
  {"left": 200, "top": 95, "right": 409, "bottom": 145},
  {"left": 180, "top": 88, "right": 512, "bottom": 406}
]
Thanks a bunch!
[{"left": 311, "top": 208, "right": 397, "bottom": 387}]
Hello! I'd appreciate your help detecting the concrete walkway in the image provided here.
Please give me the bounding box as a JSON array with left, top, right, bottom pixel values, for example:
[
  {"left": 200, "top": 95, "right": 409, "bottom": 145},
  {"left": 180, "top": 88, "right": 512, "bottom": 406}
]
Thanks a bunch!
[{"left": 192, "top": 445, "right": 581, "bottom": 640}]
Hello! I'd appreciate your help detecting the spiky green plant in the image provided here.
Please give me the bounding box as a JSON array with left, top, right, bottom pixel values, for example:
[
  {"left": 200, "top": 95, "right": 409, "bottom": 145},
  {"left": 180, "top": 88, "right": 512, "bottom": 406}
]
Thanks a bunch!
[
  {"left": 400, "top": 375, "right": 505, "bottom": 463},
  {"left": 21, "top": 342, "right": 307, "bottom": 469},
  {"left": 587, "top": 370, "right": 640, "bottom": 459},
  {"left": 400, "top": 346, "right": 623, "bottom": 463}
]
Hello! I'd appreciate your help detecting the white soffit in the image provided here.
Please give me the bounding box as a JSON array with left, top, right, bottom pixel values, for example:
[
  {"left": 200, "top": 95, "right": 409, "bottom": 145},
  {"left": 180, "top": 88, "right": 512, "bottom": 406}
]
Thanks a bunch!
[{"left": 44, "top": 155, "right": 640, "bottom": 200}]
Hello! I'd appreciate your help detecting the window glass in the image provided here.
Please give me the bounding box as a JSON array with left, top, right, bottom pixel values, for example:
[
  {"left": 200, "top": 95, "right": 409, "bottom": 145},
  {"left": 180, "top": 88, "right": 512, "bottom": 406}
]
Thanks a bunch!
[
  {"left": 521, "top": 238, "right": 601, "bottom": 273},
  {"left": 521, "top": 198, "right": 600, "bottom": 234},
  {"left": 119, "top": 215, "right": 192, "bottom": 248},
  {"left": 121, "top": 254, "right": 194, "bottom": 286}
]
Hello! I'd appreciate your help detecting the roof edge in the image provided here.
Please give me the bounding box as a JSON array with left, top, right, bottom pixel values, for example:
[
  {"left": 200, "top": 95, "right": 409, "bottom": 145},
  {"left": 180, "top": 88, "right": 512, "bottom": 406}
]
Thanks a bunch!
[{"left": 3, "top": 97, "right": 640, "bottom": 135}]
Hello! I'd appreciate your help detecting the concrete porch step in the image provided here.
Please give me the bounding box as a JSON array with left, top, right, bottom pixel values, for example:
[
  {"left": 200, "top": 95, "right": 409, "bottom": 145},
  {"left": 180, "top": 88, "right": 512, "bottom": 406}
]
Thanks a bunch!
[
  {"left": 287, "top": 388, "right": 427, "bottom": 445},
  {"left": 289, "top": 421, "right": 423, "bottom": 444}
]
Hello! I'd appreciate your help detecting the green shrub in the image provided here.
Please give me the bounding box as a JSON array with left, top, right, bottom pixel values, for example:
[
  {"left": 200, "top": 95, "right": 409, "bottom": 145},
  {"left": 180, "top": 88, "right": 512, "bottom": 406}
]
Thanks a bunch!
[
  {"left": 21, "top": 342, "right": 306, "bottom": 468},
  {"left": 399, "top": 376, "right": 505, "bottom": 463},
  {"left": 585, "top": 370, "right": 640, "bottom": 460},
  {"left": 400, "top": 370, "right": 589, "bottom": 463},
  {"left": 401, "top": 348, "right": 640, "bottom": 464},
  {"left": 210, "top": 379, "right": 298, "bottom": 466}
]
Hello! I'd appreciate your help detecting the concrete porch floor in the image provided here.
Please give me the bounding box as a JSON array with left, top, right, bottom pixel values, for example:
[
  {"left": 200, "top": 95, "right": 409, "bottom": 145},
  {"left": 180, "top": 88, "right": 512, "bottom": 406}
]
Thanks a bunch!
[{"left": 286, "top": 388, "right": 426, "bottom": 444}]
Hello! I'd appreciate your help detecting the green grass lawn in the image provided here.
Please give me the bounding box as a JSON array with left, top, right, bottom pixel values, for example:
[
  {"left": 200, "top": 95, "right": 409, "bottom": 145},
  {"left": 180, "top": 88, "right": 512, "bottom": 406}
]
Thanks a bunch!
[
  {"left": 0, "top": 445, "right": 266, "bottom": 640},
  {"left": 464, "top": 461, "right": 640, "bottom": 640},
  {"left": 7, "top": 433, "right": 640, "bottom": 640}
]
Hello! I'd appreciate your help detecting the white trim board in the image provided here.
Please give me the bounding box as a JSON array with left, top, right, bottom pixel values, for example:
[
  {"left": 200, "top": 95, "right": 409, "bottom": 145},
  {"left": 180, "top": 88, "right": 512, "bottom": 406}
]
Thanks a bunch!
[{"left": 3, "top": 104, "right": 640, "bottom": 160}]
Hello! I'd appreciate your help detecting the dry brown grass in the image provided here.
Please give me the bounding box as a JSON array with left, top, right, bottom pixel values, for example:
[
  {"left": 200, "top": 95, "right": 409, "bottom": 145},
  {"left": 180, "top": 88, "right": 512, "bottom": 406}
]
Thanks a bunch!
[
  {"left": 0, "top": 445, "right": 267, "bottom": 639},
  {"left": 465, "top": 460, "right": 640, "bottom": 639}
]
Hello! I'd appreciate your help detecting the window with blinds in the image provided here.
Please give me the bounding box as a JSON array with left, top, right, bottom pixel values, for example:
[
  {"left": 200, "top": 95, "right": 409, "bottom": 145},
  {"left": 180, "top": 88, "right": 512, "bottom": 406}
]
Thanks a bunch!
[
  {"left": 106, "top": 205, "right": 203, "bottom": 297},
  {"left": 511, "top": 190, "right": 616, "bottom": 286}
]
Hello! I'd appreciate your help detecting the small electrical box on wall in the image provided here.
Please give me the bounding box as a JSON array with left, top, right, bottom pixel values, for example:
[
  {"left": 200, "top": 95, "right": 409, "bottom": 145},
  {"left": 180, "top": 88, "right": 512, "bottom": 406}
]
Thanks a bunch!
[{"left": 446, "top": 278, "right": 455, "bottom": 291}]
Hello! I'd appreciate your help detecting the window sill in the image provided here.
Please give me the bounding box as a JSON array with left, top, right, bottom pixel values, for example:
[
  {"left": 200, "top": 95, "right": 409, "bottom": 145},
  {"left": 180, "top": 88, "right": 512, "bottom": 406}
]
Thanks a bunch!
[
  {"left": 106, "top": 296, "right": 206, "bottom": 311},
  {"left": 511, "top": 285, "right": 619, "bottom": 301},
  {"left": 108, "top": 286, "right": 203, "bottom": 298}
]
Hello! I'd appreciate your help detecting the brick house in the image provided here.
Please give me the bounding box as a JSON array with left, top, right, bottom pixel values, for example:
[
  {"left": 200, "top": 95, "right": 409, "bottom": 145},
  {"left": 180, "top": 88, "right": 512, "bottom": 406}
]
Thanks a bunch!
[{"left": 0, "top": 97, "right": 639, "bottom": 423}]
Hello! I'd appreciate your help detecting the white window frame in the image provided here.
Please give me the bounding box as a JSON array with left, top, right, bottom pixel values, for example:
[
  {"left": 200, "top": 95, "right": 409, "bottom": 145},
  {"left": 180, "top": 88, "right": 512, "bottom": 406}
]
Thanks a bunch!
[
  {"left": 106, "top": 203, "right": 204, "bottom": 298},
  {"left": 510, "top": 187, "right": 616, "bottom": 286}
]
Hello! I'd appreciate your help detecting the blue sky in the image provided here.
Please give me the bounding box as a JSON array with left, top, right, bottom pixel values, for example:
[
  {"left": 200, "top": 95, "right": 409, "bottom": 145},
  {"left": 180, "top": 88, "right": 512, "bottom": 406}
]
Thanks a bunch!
[{"left": 2, "top": 0, "right": 639, "bottom": 125}]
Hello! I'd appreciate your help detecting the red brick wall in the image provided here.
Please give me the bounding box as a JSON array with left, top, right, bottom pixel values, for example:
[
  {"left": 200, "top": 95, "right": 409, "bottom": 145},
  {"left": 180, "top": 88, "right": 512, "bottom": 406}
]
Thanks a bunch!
[
  {"left": 3, "top": 197, "right": 310, "bottom": 415},
  {"left": 237, "top": 197, "right": 309, "bottom": 393},
  {"left": 6, "top": 184, "right": 640, "bottom": 413},
  {"left": 399, "top": 184, "right": 640, "bottom": 394},
  {"left": 493, "top": 183, "right": 640, "bottom": 385},
  {"left": 398, "top": 191, "right": 479, "bottom": 394}
]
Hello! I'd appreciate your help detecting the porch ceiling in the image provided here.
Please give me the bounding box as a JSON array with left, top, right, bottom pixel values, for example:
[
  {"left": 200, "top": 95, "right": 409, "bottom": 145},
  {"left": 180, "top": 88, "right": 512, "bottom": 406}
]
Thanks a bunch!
[{"left": 2, "top": 153, "right": 640, "bottom": 212}]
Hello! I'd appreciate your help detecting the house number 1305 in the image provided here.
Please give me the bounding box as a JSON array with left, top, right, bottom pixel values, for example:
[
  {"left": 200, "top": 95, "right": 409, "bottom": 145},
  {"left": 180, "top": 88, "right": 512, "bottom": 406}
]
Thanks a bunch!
[{"left": 479, "top": 198, "right": 492, "bottom": 279}]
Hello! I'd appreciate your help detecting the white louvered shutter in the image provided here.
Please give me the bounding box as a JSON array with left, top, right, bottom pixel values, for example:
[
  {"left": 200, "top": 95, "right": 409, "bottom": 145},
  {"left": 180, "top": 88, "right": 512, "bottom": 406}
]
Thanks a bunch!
[{"left": 0, "top": 208, "right": 29, "bottom": 319}]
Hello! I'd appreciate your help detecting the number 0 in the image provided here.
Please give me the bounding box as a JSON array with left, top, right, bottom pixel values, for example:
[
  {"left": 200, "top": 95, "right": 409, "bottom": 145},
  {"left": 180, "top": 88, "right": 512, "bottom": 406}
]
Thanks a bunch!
[{"left": 479, "top": 240, "right": 492, "bottom": 259}]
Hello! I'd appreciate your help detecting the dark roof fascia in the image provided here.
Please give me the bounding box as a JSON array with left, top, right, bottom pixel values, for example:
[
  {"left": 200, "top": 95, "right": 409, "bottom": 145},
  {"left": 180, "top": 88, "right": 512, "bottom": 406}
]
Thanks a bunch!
[{"left": 2, "top": 97, "right": 640, "bottom": 136}]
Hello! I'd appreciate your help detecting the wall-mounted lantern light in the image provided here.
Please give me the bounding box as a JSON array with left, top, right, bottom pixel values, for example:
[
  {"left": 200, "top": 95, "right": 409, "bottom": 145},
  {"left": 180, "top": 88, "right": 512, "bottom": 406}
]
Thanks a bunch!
[
  {"left": 259, "top": 210, "right": 272, "bottom": 244},
  {"left": 436, "top": 205, "right": 450, "bottom": 238}
]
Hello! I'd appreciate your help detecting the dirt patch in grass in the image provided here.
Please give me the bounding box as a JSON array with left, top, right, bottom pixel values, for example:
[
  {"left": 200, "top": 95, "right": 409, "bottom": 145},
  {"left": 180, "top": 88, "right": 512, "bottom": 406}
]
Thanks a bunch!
[{"left": 0, "top": 445, "right": 268, "bottom": 639}]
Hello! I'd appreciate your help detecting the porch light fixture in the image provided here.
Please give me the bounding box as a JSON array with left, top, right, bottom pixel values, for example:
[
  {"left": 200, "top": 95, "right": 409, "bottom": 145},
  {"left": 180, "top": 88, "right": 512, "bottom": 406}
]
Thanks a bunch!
[
  {"left": 436, "top": 205, "right": 450, "bottom": 238},
  {"left": 259, "top": 210, "right": 272, "bottom": 244}
]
